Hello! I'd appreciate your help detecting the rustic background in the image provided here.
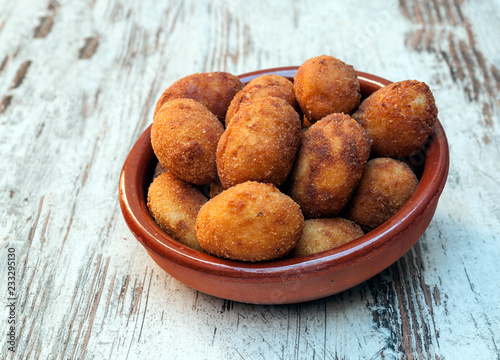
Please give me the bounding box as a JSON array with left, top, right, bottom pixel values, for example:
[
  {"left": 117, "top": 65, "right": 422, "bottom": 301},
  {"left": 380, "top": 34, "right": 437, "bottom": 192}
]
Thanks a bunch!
[{"left": 1, "top": 0, "right": 499, "bottom": 359}]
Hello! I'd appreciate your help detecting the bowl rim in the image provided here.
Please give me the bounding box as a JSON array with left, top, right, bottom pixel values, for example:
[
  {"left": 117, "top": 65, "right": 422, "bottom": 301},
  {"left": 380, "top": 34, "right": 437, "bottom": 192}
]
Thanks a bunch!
[{"left": 119, "top": 67, "right": 450, "bottom": 282}]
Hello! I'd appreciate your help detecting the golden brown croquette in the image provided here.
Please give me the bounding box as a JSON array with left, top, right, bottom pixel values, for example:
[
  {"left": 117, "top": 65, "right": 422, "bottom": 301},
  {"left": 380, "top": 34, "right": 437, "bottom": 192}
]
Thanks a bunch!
[
  {"left": 196, "top": 181, "right": 304, "bottom": 262},
  {"left": 154, "top": 72, "right": 243, "bottom": 122},
  {"left": 225, "top": 74, "right": 298, "bottom": 127},
  {"left": 147, "top": 171, "right": 207, "bottom": 251},
  {"left": 151, "top": 98, "right": 224, "bottom": 185},
  {"left": 217, "top": 97, "right": 301, "bottom": 188},
  {"left": 288, "top": 113, "right": 371, "bottom": 218},
  {"left": 346, "top": 157, "right": 419, "bottom": 231},
  {"left": 294, "top": 55, "right": 360, "bottom": 123},
  {"left": 291, "top": 218, "right": 364, "bottom": 257},
  {"left": 352, "top": 80, "right": 438, "bottom": 158}
]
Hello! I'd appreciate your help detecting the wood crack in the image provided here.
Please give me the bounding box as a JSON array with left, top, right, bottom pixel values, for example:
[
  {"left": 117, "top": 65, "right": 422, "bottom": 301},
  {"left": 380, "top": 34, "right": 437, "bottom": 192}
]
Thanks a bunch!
[
  {"left": 0, "top": 55, "right": 8, "bottom": 73},
  {"left": 0, "top": 95, "right": 13, "bottom": 115},
  {"left": 79, "top": 36, "right": 100, "bottom": 59},
  {"left": 81, "top": 257, "right": 111, "bottom": 359},
  {"left": 33, "top": 0, "right": 60, "bottom": 38},
  {"left": 9, "top": 60, "right": 31, "bottom": 89},
  {"left": 28, "top": 196, "right": 45, "bottom": 245}
]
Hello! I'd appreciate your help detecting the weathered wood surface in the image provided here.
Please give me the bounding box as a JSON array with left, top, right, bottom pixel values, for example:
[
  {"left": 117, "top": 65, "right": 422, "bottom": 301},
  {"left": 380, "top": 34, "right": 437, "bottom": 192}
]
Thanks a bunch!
[{"left": 1, "top": 0, "right": 499, "bottom": 358}]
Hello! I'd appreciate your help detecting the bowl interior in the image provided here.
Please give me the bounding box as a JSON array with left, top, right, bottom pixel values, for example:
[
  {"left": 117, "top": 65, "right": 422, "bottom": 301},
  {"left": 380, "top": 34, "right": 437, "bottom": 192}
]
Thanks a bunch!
[{"left": 119, "top": 67, "right": 449, "bottom": 283}]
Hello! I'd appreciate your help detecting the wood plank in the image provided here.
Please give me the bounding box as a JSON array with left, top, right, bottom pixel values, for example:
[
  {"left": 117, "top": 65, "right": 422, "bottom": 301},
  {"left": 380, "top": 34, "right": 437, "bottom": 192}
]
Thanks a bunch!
[{"left": 1, "top": 0, "right": 499, "bottom": 358}]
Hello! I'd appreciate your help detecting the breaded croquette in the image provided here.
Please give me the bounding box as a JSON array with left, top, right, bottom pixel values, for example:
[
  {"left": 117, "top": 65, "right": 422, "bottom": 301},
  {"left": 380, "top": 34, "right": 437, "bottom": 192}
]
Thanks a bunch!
[
  {"left": 225, "top": 74, "right": 297, "bottom": 127},
  {"left": 352, "top": 80, "right": 438, "bottom": 158},
  {"left": 291, "top": 218, "right": 364, "bottom": 257},
  {"left": 147, "top": 171, "right": 207, "bottom": 251},
  {"left": 217, "top": 97, "right": 301, "bottom": 188},
  {"left": 294, "top": 55, "right": 360, "bottom": 123},
  {"left": 196, "top": 181, "right": 304, "bottom": 262},
  {"left": 346, "top": 158, "right": 419, "bottom": 231},
  {"left": 154, "top": 72, "right": 243, "bottom": 123},
  {"left": 152, "top": 98, "right": 224, "bottom": 185},
  {"left": 288, "top": 113, "right": 371, "bottom": 218}
]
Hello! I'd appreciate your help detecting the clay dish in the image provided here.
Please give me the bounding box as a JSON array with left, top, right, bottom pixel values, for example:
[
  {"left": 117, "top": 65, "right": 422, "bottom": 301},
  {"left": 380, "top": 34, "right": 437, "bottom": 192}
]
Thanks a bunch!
[{"left": 119, "top": 67, "right": 449, "bottom": 305}]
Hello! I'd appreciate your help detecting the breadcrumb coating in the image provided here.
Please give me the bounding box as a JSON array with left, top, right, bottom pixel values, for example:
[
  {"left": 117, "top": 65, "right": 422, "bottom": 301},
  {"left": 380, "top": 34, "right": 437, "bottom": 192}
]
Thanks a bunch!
[
  {"left": 196, "top": 181, "right": 304, "bottom": 262},
  {"left": 225, "top": 74, "right": 298, "bottom": 127},
  {"left": 288, "top": 113, "right": 371, "bottom": 218},
  {"left": 217, "top": 97, "right": 301, "bottom": 188},
  {"left": 291, "top": 218, "right": 364, "bottom": 257},
  {"left": 294, "top": 55, "right": 360, "bottom": 123},
  {"left": 352, "top": 80, "right": 438, "bottom": 158},
  {"left": 154, "top": 72, "right": 243, "bottom": 122},
  {"left": 152, "top": 98, "right": 224, "bottom": 185},
  {"left": 147, "top": 171, "right": 207, "bottom": 251},
  {"left": 346, "top": 157, "right": 419, "bottom": 231}
]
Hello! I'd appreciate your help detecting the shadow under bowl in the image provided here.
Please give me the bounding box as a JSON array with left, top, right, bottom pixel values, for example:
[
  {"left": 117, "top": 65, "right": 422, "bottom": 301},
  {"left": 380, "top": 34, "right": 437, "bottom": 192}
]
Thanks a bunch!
[{"left": 119, "top": 67, "right": 450, "bottom": 305}]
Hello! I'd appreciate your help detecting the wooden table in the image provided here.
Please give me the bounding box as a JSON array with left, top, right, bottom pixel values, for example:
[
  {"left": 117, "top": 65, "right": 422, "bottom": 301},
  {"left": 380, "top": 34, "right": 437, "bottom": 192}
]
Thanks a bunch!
[{"left": 1, "top": 0, "right": 499, "bottom": 358}]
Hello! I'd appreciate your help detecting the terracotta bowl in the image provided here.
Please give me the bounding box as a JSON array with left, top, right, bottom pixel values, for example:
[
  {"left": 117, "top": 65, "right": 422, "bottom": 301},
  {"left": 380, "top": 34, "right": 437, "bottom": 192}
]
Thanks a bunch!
[{"left": 119, "top": 67, "right": 449, "bottom": 305}]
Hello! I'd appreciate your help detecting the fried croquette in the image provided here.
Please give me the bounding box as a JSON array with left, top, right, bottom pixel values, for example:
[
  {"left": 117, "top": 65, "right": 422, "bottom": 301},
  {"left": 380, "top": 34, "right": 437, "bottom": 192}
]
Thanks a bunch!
[
  {"left": 346, "top": 158, "right": 419, "bottom": 231},
  {"left": 217, "top": 97, "right": 301, "bottom": 188},
  {"left": 154, "top": 72, "right": 243, "bottom": 122},
  {"left": 294, "top": 55, "right": 360, "bottom": 123},
  {"left": 225, "top": 74, "right": 298, "bottom": 127},
  {"left": 196, "top": 181, "right": 304, "bottom": 262},
  {"left": 151, "top": 98, "right": 224, "bottom": 185},
  {"left": 288, "top": 113, "right": 371, "bottom": 218},
  {"left": 147, "top": 171, "right": 207, "bottom": 251},
  {"left": 352, "top": 80, "right": 438, "bottom": 158},
  {"left": 291, "top": 218, "right": 364, "bottom": 257}
]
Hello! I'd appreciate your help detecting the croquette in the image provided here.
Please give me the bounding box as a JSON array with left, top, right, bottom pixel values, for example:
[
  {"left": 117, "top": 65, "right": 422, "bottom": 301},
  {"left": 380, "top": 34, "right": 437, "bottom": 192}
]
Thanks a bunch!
[
  {"left": 294, "top": 55, "right": 360, "bottom": 123},
  {"left": 225, "top": 74, "right": 298, "bottom": 127},
  {"left": 217, "top": 97, "right": 301, "bottom": 188},
  {"left": 346, "top": 157, "right": 419, "bottom": 231},
  {"left": 288, "top": 113, "right": 371, "bottom": 218},
  {"left": 291, "top": 218, "right": 364, "bottom": 257},
  {"left": 196, "top": 181, "right": 304, "bottom": 262},
  {"left": 151, "top": 98, "right": 224, "bottom": 185},
  {"left": 352, "top": 80, "right": 438, "bottom": 158},
  {"left": 147, "top": 171, "right": 207, "bottom": 251},
  {"left": 154, "top": 72, "right": 243, "bottom": 122}
]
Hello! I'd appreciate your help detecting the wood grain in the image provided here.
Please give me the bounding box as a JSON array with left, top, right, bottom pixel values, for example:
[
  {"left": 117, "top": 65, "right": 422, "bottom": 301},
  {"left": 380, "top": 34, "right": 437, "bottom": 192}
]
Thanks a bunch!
[{"left": 1, "top": 0, "right": 499, "bottom": 359}]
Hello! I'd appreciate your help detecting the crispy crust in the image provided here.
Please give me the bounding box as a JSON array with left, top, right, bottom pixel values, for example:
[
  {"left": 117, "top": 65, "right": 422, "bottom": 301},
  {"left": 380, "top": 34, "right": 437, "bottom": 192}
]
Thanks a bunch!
[
  {"left": 154, "top": 72, "right": 243, "bottom": 122},
  {"left": 346, "top": 158, "right": 419, "bottom": 231},
  {"left": 217, "top": 97, "right": 301, "bottom": 188},
  {"left": 147, "top": 172, "right": 208, "bottom": 251},
  {"left": 225, "top": 74, "right": 298, "bottom": 127},
  {"left": 288, "top": 113, "right": 371, "bottom": 218},
  {"left": 151, "top": 98, "right": 224, "bottom": 185},
  {"left": 352, "top": 80, "right": 438, "bottom": 157},
  {"left": 196, "top": 181, "right": 304, "bottom": 262},
  {"left": 294, "top": 55, "right": 360, "bottom": 123},
  {"left": 291, "top": 218, "right": 364, "bottom": 257}
]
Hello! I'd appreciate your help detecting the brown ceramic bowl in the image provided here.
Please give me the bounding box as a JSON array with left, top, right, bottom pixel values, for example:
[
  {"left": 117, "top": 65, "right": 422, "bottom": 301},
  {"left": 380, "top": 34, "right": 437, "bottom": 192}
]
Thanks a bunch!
[{"left": 119, "top": 67, "right": 449, "bottom": 305}]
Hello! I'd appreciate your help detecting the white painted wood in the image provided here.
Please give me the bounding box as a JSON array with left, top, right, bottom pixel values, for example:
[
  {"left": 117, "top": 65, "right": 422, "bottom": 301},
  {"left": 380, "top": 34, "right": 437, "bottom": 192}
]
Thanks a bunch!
[{"left": 1, "top": 0, "right": 499, "bottom": 358}]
